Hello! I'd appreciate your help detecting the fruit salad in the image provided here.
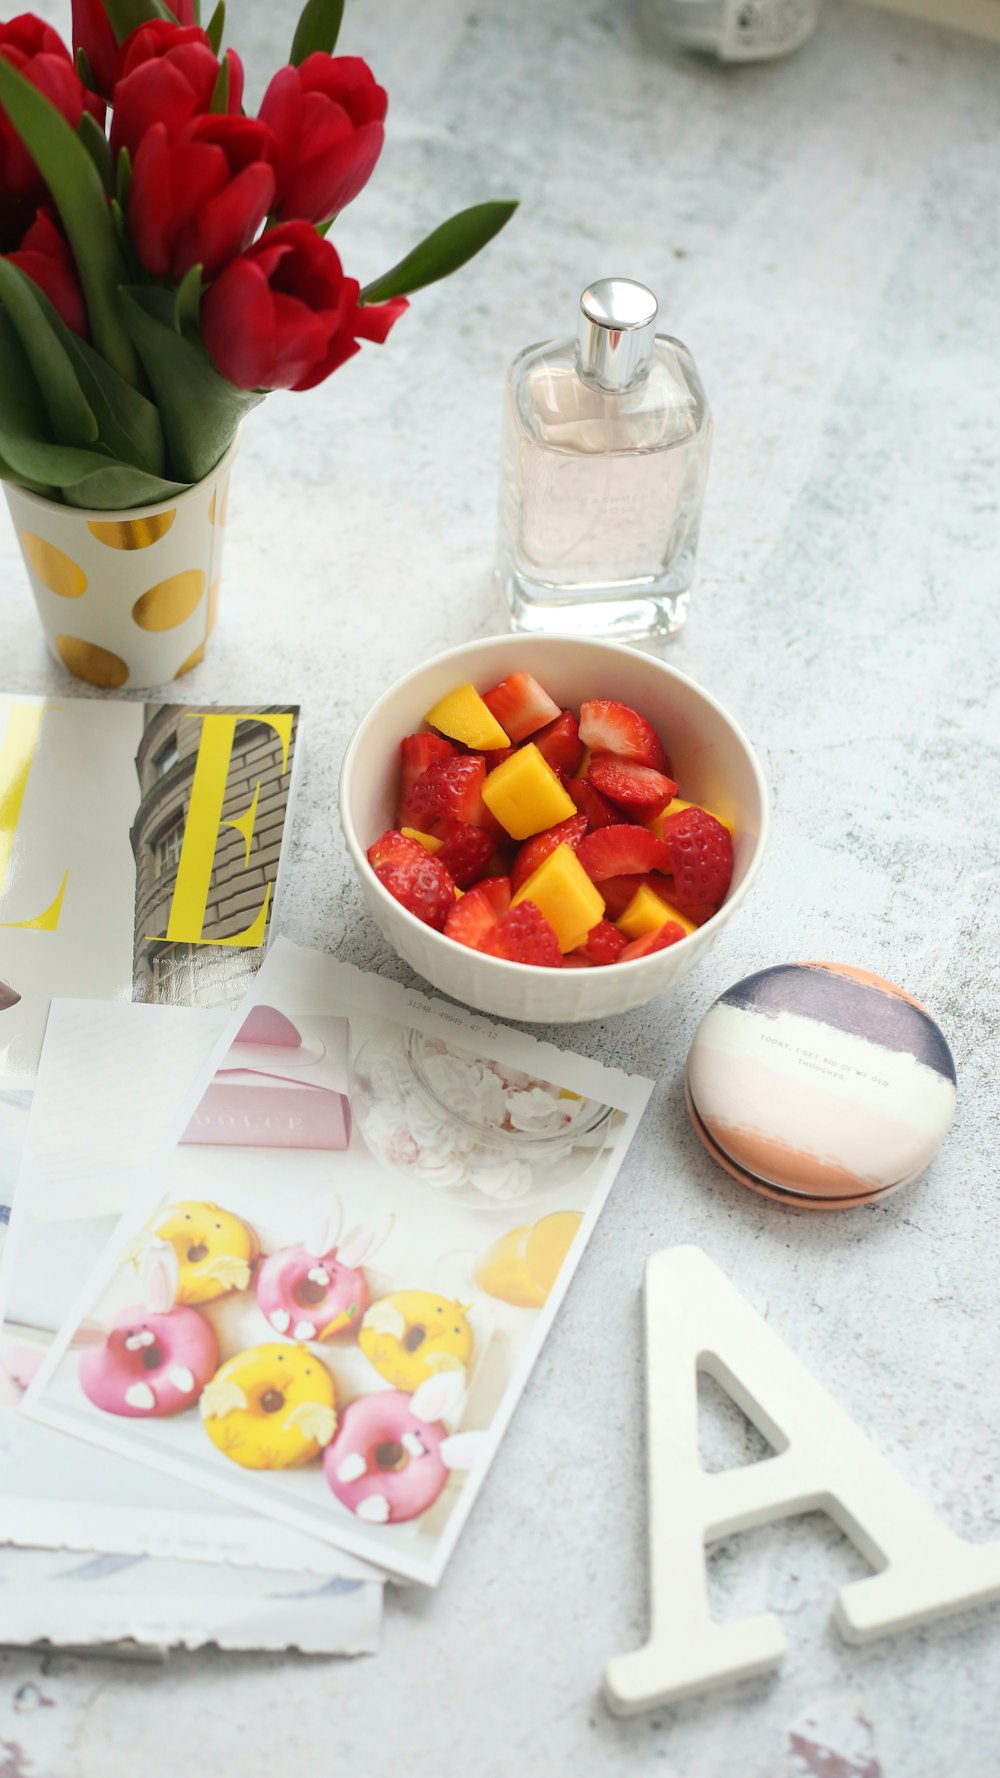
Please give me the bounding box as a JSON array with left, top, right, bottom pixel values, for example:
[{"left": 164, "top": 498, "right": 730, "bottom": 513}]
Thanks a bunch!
[{"left": 366, "top": 672, "right": 734, "bottom": 969}]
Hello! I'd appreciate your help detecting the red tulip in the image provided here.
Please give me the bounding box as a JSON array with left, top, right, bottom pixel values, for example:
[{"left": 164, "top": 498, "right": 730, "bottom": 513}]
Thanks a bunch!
[
  {"left": 110, "top": 21, "right": 243, "bottom": 161},
  {"left": 73, "top": 0, "right": 198, "bottom": 98},
  {"left": 6, "top": 207, "right": 87, "bottom": 335},
  {"left": 129, "top": 115, "right": 275, "bottom": 283},
  {"left": 258, "top": 54, "right": 386, "bottom": 225},
  {"left": 202, "top": 220, "right": 407, "bottom": 392},
  {"left": 70, "top": 0, "right": 117, "bottom": 99},
  {"left": 0, "top": 14, "right": 94, "bottom": 248}
]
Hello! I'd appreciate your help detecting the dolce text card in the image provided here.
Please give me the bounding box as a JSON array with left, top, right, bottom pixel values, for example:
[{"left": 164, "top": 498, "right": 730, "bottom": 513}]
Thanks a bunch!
[{"left": 26, "top": 939, "right": 653, "bottom": 1585}]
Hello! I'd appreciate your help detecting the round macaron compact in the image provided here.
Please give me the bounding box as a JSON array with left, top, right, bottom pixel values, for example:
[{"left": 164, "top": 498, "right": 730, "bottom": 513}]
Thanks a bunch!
[{"left": 685, "top": 962, "right": 957, "bottom": 1209}]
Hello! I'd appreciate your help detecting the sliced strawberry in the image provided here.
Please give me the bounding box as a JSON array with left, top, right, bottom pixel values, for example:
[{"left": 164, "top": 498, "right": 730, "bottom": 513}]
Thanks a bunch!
[
  {"left": 444, "top": 874, "right": 511, "bottom": 948},
  {"left": 657, "top": 806, "right": 734, "bottom": 921},
  {"left": 484, "top": 745, "right": 517, "bottom": 773},
  {"left": 404, "top": 753, "right": 489, "bottom": 830},
  {"left": 576, "top": 824, "right": 672, "bottom": 882},
  {"left": 562, "top": 955, "right": 593, "bottom": 969},
  {"left": 588, "top": 753, "right": 677, "bottom": 819},
  {"left": 482, "top": 672, "right": 561, "bottom": 744},
  {"left": 619, "top": 920, "right": 688, "bottom": 961},
  {"left": 532, "top": 708, "right": 582, "bottom": 776},
  {"left": 510, "top": 814, "right": 588, "bottom": 893},
  {"left": 434, "top": 819, "right": 496, "bottom": 889},
  {"left": 399, "top": 733, "right": 456, "bottom": 804},
  {"left": 367, "top": 830, "right": 456, "bottom": 931},
  {"left": 574, "top": 919, "right": 627, "bottom": 966},
  {"left": 579, "top": 699, "right": 668, "bottom": 771},
  {"left": 478, "top": 901, "right": 563, "bottom": 967},
  {"left": 598, "top": 874, "right": 646, "bottom": 920},
  {"left": 565, "top": 775, "right": 619, "bottom": 830}
]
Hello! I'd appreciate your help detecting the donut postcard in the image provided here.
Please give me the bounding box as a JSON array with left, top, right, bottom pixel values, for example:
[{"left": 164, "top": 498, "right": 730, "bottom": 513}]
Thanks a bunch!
[
  {"left": 0, "top": 693, "right": 302, "bottom": 1089},
  {"left": 0, "top": 994, "right": 380, "bottom": 1630},
  {"left": 22, "top": 939, "right": 653, "bottom": 1585}
]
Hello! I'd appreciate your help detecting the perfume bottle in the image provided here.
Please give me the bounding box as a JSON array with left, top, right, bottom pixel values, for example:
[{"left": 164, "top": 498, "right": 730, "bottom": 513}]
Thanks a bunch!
[
  {"left": 639, "top": 0, "right": 820, "bottom": 61},
  {"left": 497, "top": 278, "right": 712, "bottom": 642}
]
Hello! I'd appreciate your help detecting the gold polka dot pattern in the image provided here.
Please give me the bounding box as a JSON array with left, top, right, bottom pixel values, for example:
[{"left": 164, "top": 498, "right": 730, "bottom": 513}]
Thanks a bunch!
[
  {"left": 20, "top": 533, "right": 87, "bottom": 598},
  {"left": 87, "top": 511, "right": 177, "bottom": 550},
  {"left": 54, "top": 636, "right": 129, "bottom": 688},
  {"left": 132, "top": 569, "right": 206, "bottom": 632}
]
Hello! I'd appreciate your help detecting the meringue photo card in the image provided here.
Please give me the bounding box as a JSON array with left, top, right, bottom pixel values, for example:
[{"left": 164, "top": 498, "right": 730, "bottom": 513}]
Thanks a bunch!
[{"left": 24, "top": 939, "right": 653, "bottom": 1585}]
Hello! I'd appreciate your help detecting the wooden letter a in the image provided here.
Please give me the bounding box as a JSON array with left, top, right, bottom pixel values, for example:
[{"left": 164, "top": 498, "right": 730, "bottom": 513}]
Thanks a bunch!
[{"left": 605, "top": 1245, "right": 1000, "bottom": 1715}]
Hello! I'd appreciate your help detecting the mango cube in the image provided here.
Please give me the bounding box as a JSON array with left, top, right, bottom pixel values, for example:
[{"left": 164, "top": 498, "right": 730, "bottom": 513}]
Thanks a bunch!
[
  {"left": 513, "top": 844, "right": 605, "bottom": 952},
  {"left": 646, "top": 798, "right": 734, "bottom": 841},
  {"left": 482, "top": 743, "right": 577, "bottom": 841},
  {"left": 617, "top": 884, "right": 697, "bottom": 941},
  {"left": 425, "top": 683, "right": 510, "bottom": 751},
  {"left": 401, "top": 826, "right": 442, "bottom": 853}
]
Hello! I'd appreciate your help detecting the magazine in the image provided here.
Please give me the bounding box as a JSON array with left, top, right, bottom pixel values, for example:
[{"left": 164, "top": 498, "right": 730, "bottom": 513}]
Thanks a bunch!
[
  {"left": 25, "top": 939, "right": 654, "bottom": 1586},
  {"left": 0, "top": 693, "right": 301, "bottom": 1087}
]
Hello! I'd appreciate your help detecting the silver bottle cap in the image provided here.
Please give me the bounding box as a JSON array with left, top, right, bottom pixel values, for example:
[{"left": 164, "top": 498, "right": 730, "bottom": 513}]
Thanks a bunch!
[{"left": 576, "top": 278, "right": 658, "bottom": 392}]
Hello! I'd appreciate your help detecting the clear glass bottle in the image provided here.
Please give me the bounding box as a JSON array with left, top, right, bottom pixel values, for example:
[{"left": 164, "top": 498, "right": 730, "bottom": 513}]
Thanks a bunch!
[
  {"left": 497, "top": 278, "right": 712, "bottom": 642},
  {"left": 639, "top": 0, "right": 820, "bottom": 62}
]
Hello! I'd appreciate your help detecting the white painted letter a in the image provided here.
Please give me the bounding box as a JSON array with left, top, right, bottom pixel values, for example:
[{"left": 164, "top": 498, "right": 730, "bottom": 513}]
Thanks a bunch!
[{"left": 605, "top": 1245, "right": 1000, "bottom": 1716}]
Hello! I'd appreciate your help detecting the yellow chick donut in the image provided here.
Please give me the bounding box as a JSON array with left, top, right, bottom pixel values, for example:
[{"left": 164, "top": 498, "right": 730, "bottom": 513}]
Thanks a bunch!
[
  {"left": 358, "top": 1290, "right": 474, "bottom": 1393},
  {"left": 151, "top": 1201, "right": 260, "bottom": 1305},
  {"left": 200, "top": 1343, "right": 337, "bottom": 1470}
]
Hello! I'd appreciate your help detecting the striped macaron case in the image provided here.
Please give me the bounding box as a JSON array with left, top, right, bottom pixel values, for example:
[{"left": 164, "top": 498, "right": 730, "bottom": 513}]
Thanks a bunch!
[{"left": 685, "top": 962, "right": 956, "bottom": 1209}]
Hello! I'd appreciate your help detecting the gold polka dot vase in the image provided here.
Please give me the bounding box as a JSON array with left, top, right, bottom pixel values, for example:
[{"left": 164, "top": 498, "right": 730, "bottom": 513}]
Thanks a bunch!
[{"left": 3, "top": 432, "right": 239, "bottom": 690}]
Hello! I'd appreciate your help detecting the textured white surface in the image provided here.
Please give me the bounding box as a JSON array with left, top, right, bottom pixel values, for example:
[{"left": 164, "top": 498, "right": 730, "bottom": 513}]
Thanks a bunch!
[{"left": 0, "top": 0, "right": 999, "bottom": 1773}]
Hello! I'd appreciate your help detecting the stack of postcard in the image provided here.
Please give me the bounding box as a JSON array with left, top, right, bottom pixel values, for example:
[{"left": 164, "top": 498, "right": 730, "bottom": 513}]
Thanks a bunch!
[{"left": 0, "top": 693, "right": 652, "bottom": 1656}]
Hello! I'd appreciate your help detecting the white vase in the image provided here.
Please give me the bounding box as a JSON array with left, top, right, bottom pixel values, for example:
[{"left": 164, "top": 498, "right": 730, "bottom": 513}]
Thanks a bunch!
[{"left": 3, "top": 432, "right": 239, "bottom": 691}]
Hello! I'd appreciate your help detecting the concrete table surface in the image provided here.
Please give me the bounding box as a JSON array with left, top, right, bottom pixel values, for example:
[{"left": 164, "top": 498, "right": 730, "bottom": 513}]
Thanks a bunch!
[{"left": 1, "top": 0, "right": 998, "bottom": 1772}]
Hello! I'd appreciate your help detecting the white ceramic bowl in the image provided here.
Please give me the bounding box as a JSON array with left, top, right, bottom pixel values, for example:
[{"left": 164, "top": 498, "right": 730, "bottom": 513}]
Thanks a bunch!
[{"left": 339, "top": 636, "right": 770, "bottom": 1023}]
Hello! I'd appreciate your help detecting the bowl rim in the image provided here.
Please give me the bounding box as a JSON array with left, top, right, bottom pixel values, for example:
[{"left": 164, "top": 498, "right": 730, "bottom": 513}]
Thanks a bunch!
[{"left": 339, "top": 633, "right": 772, "bottom": 983}]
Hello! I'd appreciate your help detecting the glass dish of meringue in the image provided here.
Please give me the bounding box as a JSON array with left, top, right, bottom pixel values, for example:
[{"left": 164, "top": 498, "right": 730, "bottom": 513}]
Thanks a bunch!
[{"left": 350, "top": 1028, "right": 613, "bottom": 1208}]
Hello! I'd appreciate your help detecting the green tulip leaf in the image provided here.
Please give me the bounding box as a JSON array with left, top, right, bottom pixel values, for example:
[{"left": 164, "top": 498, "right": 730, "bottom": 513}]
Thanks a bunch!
[
  {"left": 116, "top": 146, "right": 132, "bottom": 211},
  {"left": 0, "top": 259, "right": 97, "bottom": 448},
  {"left": 78, "top": 110, "right": 114, "bottom": 195},
  {"left": 101, "top": 0, "right": 175, "bottom": 44},
  {"left": 174, "top": 264, "right": 204, "bottom": 339},
  {"left": 62, "top": 463, "right": 190, "bottom": 509},
  {"left": 0, "top": 452, "right": 53, "bottom": 498},
  {"left": 290, "top": 0, "right": 344, "bottom": 65},
  {"left": 360, "top": 200, "right": 519, "bottom": 305},
  {"left": 205, "top": 0, "right": 225, "bottom": 53},
  {"left": 209, "top": 54, "right": 230, "bottom": 114},
  {"left": 19, "top": 279, "right": 168, "bottom": 476},
  {"left": 0, "top": 418, "right": 186, "bottom": 508},
  {"left": 119, "top": 286, "right": 263, "bottom": 483},
  {"left": 75, "top": 46, "right": 96, "bottom": 90},
  {"left": 0, "top": 309, "right": 51, "bottom": 442},
  {"left": 0, "top": 57, "right": 139, "bottom": 384}
]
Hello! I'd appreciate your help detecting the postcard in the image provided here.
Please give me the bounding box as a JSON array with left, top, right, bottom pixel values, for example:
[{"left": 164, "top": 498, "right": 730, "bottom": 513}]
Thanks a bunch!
[
  {"left": 0, "top": 693, "right": 302, "bottom": 1086},
  {"left": 0, "top": 997, "right": 376, "bottom": 1580},
  {"left": 0, "top": 1547, "right": 382, "bottom": 1656},
  {"left": 25, "top": 939, "right": 653, "bottom": 1586}
]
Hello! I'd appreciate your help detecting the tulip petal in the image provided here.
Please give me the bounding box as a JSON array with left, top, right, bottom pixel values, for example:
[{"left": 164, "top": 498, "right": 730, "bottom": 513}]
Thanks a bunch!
[
  {"left": 173, "top": 160, "right": 275, "bottom": 281},
  {"left": 203, "top": 258, "right": 282, "bottom": 388}
]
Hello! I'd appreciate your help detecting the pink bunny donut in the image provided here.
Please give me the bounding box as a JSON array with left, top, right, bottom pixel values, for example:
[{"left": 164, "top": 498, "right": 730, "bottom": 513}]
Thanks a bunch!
[
  {"left": 256, "top": 1207, "right": 391, "bottom": 1343},
  {"left": 79, "top": 1302, "right": 218, "bottom": 1418},
  {"left": 324, "top": 1372, "right": 481, "bottom": 1525}
]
